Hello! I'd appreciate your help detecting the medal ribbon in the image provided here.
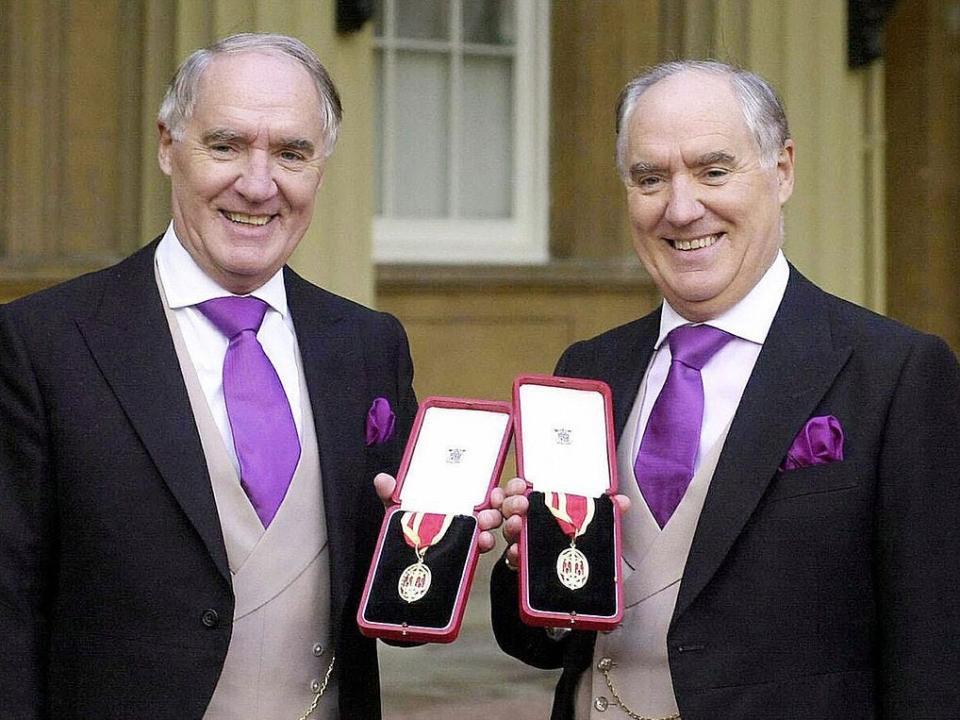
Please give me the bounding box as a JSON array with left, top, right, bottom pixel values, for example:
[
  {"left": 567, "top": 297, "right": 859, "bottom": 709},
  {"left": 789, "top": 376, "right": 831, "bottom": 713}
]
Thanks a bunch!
[
  {"left": 545, "top": 492, "right": 595, "bottom": 542},
  {"left": 400, "top": 511, "right": 454, "bottom": 554}
]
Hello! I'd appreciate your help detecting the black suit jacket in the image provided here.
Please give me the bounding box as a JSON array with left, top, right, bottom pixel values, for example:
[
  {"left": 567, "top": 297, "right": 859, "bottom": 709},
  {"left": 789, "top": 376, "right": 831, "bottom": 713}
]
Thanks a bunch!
[
  {"left": 492, "top": 268, "right": 960, "bottom": 719},
  {"left": 0, "top": 240, "right": 418, "bottom": 719}
]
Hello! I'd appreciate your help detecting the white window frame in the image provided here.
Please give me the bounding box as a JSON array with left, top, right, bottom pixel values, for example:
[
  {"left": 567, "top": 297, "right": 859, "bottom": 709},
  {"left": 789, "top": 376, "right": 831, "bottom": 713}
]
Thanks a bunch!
[{"left": 373, "top": 0, "right": 550, "bottom": 264}]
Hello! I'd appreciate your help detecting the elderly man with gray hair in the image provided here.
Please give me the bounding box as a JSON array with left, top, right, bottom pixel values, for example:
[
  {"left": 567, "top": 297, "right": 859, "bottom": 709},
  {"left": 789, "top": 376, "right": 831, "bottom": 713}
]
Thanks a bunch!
[
  {"left": 492, "top": 60, "right": 960, "bottom": 719},
  {"left": 0, "top": 33, "right": 433, "bottom": 719}
]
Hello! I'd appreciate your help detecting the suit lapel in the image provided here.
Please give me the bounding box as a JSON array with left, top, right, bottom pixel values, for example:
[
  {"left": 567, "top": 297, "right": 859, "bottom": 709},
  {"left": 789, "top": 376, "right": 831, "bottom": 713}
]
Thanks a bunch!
[
  {"left": 674, "top": 269, "right": 852, "bottom": 619},
  {"left": 285, "top": 270, "right": 366, "bottom": 641},
  {"left": 600, "top": 309, "right": 662, "bottom": 442},
  {"left": 76, "top": 241, "right": 230, "bottom": 580}
]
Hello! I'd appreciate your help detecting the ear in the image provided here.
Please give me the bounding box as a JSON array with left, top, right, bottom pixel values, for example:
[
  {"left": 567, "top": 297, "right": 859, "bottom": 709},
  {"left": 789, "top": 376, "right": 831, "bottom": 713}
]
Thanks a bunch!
[
  {"left": 157, "top": 122, "right": 174, "bottom": 177},
  {"left": 776, "top": 139, "right": 795, "bottom": 204}
]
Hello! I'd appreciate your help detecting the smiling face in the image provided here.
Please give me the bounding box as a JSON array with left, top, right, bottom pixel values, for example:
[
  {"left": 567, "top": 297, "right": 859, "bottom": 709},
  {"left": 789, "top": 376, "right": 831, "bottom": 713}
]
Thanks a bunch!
[
  {"left": 623, "top": 70, "right": 795, "bottom": 322},
  {"left": 158, "top": 51, "right": 328, "bottom": 294}
]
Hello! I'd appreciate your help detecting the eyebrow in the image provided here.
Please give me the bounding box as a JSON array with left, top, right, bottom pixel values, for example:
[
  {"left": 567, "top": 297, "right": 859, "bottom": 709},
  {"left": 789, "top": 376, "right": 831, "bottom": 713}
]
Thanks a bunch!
[
  {"left": 694, "top": 150, "right": 737, "bottom": 167},
  {"left": 277, "top": 137, "right": 316, "bottom": 156},
  {"left": 629, "top": 161, "right": 667, "bottom": 176},
  {"left": 199, "top": 129, "right": 316, "bottom": 157},
  {"left": 201, "top": 128, "right": 246, "bottom": 145},
  {"left": 629, "top": 150, "right": 738, "bottom": 178}
]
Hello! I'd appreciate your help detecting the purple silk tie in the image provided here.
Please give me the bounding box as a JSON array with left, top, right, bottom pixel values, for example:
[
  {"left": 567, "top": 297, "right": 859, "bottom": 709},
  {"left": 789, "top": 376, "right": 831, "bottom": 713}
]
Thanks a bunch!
[
  {"left": 634, "top": 324, "right": 733, "bottom": 527},
  {"left": 197, "top": 296, "right": 301, "bottom": 527}
]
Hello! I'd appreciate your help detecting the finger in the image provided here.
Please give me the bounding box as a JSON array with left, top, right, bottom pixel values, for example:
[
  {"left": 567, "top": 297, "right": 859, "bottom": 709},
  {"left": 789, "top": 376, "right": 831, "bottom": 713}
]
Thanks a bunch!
[
  {"left": 373, "top": 473, "right": 397, "bottom": 507},
  {"left": 503, "top": 476, "right": 527, "bottom": 498},
  {"left": 501, "top": 493, "right": 529, "bottom": 521},
  {"left": 502, "top": 512, "right": 523, "bottom": 545},
  {"left": 477, "top": 530, "right": 498, "bottom": 554},
  {"left": 488, "top": 486, "right": 504, "bottom": 510},
  {"left": 477, "top": 508, "right": 503, "bottom": 532},
  {"left": 613, "top": 493, "right": 631, "bottom": 514}
]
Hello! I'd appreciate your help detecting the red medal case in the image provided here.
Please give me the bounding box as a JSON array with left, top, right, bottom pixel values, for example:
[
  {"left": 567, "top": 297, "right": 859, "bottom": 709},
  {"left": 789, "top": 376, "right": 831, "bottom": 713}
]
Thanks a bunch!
[
  {"left": 513, "top": 375, "right": 623, "bottom": 631},
  {"left": 358, "top": 396, "right": 513, "bottom": 643}
]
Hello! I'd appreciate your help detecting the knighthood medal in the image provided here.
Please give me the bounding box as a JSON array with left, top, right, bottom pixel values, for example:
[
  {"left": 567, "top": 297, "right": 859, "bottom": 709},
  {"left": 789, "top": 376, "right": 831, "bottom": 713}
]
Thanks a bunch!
[
  {"left": 398, "top": 511, "right": 453, "bottom": 603},
  {"left": 546, "top": 492, "right": 596, "bottom": 590}
]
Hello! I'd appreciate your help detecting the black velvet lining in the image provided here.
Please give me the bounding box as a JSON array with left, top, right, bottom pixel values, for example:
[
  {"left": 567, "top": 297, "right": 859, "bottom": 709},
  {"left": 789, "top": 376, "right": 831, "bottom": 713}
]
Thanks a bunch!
[
  {"left": 525, "top": 491, "right": 617, "bottom": 617},
  {"left": 364, "top": 512, "right": 476, "bottom": 628}
]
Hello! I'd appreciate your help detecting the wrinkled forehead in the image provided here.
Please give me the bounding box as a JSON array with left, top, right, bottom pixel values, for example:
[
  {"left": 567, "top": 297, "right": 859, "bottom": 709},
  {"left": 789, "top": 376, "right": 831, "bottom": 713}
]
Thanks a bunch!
[
  {"left": 626, "top": 72, "right": 758, "bottom": 162},
  {"left": 189, "top": 51, "right": 326, "bottom": 137},
  {"left": 198, "top": 50, "right": 319, "bottom": 102}
]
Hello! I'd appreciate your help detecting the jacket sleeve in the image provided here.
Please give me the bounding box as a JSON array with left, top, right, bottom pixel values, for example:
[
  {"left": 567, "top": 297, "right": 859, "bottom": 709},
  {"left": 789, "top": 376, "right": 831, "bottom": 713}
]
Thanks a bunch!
[
  {"left": 0, "top": 306, "right": 54, "bottom": 718},
  {"left": 875, "top": 332, "right": 960, "bottom": 716},
  {"left": 489, "top": 551, "right": 570, "bottom": 669},
  {"left": 388, "top": 313, "right": 418, "bottom": 462}
]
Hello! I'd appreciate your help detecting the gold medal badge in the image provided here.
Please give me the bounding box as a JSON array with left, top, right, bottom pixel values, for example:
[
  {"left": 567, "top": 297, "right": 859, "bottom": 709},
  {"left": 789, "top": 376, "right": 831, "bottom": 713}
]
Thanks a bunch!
[
  {"left": 397, "top": 511, "right": 453, "bottom": 603},
  {"left": 546, "top": 492, "right": 596, "bottom": 590}
]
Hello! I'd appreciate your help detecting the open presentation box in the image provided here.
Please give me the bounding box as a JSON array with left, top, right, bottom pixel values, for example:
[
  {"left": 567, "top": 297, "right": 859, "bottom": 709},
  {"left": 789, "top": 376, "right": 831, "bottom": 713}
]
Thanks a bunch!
[
  {"left": 513, "top": 375, "right": 623, "bottom": 631},
  {"left": 358, "top": 396, "right": 513, "bottom": 643}
]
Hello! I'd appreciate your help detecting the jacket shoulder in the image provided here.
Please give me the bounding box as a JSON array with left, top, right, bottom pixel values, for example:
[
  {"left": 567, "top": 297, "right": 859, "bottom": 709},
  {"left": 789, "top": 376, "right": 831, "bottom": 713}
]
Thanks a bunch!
[
  {"left": 557, "top": 309, "right": 660, "bottom": 374},
  {"left": 799, "top": 274, "right": 950, "bottom": 359},
  {"left": 282, "top": 269, "right": 405, "bottom": 337}
]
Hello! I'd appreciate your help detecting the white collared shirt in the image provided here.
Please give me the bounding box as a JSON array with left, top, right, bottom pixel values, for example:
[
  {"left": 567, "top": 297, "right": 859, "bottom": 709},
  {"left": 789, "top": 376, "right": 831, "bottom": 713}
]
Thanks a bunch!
[
  {"left": 629, "top": 251, "right": 790, "bottom": 475},
  {"left": 155, "top": 222, "right": 303, "bottom": 477}
]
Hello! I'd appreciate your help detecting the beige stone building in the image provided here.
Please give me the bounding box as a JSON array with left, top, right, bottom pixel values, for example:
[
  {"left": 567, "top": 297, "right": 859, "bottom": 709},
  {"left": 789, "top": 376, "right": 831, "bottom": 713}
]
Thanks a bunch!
[{"left": 2, "top": 1, "right": 958, "bottom": 717}]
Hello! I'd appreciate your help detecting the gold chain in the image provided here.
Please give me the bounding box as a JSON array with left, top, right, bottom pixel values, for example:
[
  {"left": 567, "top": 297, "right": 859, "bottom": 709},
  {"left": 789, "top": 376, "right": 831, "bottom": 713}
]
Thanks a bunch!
[
  {"left": 296, "top": 654, "right": 336, "bottom": 720},
  {"left": 597, "top": 658, "right": 680, "bottom": 720}
]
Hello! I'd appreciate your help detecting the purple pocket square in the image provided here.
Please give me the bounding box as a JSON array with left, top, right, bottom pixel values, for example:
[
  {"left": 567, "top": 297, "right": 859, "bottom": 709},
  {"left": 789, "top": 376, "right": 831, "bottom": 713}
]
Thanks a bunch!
[
  {"left": 780, "top": 415, "right": 844, "bottom": 471},
  {"left": 365, "top": 397, "right": 396, "bottom": 446}
]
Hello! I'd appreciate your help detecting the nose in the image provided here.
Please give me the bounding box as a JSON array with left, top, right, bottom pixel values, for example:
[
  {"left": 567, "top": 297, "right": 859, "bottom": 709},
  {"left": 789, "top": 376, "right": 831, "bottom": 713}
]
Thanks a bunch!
[
  {"left": 234, "top": 150, "right": 278, "bottom": 203},
  {"left": 663, "top": 175, "right": 705, "bottom": 226}
]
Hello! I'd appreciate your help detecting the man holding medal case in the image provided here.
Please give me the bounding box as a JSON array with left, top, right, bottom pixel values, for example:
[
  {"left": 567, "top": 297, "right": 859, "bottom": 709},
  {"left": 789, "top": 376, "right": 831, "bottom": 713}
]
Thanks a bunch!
[{"left": 490, "top": 60, "right": 960, "bottom": 719}]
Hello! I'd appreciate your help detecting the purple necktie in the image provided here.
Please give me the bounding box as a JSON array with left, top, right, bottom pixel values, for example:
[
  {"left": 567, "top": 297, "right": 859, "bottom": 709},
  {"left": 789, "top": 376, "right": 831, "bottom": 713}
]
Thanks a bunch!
[
  {"left": 197, "top": 296, "right": 301, "bottom": 527},
  {"left": 634, "top": 324, "right": 733, "bottom": 527}
]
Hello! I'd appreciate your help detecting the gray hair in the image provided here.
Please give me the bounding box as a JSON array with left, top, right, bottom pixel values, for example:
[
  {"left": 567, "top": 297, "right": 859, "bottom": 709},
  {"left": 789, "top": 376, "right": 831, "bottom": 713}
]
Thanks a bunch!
[
  {"left": 158, "top": 32, "right": 343, "bottom": 158},
  {"left": 615, "top": 60, "right": 789, "bottom": 177}
]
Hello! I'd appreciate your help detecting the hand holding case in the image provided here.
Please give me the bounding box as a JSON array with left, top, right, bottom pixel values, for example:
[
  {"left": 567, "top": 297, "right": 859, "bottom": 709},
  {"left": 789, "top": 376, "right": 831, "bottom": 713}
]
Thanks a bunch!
[
  {"left": 358, "top": 397, "right": 513, "bottom": 642},
  {"left": 513, "top": 375, "right": 623, "bottom": 631}
]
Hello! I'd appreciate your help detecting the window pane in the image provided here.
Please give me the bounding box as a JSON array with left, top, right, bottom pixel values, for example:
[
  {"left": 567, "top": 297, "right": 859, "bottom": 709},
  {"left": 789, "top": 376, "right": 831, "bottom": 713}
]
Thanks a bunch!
[
  {"left": 396, "top": 0, "right": 448, "bottom": 40},
  {"left": 459, "top": 56, "right": 513, "bottom": 218},
  {"left": 463, "top": 0, "right": 515, "bottom": 45},
  {"left": 394, "top": 51, "right": 449, "bottom": 217}
]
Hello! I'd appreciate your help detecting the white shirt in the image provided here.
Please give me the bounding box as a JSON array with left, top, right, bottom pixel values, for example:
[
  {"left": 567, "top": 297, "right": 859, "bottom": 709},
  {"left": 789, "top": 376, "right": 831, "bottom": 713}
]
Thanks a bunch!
[
  {"left": 629, "top": 251, "right": 790, "bottom": 475},
  {"left": 154, "top": 223, "right": 303, "bottom": 477}
]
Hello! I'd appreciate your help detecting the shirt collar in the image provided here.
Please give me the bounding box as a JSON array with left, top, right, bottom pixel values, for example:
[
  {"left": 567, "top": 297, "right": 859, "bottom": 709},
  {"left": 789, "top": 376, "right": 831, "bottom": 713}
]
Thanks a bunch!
[
  {"left": 656, "top": 250, "right": 789, "bottom": 348},
  {"left": 154, "top": 221, "right": 289, "bottom": 316}
]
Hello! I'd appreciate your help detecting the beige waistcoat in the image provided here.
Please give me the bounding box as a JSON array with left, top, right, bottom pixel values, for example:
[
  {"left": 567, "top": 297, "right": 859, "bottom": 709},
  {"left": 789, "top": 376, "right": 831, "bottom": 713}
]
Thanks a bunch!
[
  {"left": 576, "top": 375, "right": 730, "bottom": 720},
  {"left": 159, "top": 277, "right": 338, "bottom": 720}
]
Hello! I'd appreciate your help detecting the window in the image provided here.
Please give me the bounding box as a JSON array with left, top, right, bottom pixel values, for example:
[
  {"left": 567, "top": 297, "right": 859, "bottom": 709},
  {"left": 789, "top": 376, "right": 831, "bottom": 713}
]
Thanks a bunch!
[{"left": 373, "top": 0, "right": 550, "bottom": 263}]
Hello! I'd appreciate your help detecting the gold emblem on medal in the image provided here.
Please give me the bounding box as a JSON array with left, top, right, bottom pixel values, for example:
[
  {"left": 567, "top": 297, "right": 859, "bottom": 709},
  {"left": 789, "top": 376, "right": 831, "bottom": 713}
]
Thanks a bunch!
[
  {"left": 398, "top": 561, "right": 432, "bottom": 603},
  {"left": 397, "top": 512, "right": 453, "bottom": 603},
  {"left": 556, "top": 546, "right": 589, "bottom": 590}
]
